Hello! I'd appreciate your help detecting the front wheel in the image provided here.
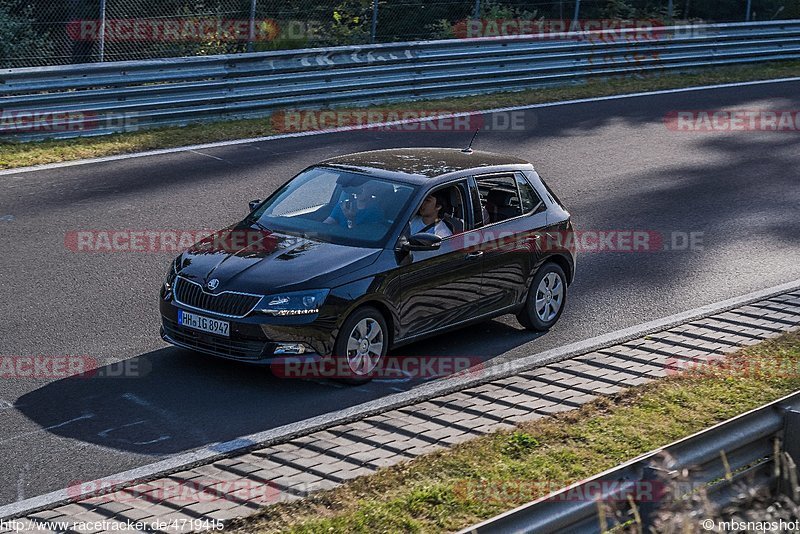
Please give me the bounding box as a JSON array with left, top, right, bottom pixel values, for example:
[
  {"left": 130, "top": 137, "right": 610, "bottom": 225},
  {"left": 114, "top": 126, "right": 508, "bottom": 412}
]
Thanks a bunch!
[
  {"left": 517, "top": 263, "right": 567, "bottom": 331},
  {"left": 332, "top": 306, "right": 388, "bottom": 385}
]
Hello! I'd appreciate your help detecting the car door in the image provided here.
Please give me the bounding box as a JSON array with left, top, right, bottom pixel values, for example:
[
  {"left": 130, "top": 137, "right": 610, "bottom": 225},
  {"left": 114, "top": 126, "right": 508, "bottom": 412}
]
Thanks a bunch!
[
  {"left": 473, "top": 172, "right": 548, "bottom": 311},
  {"left": 395, "top": 180, "right": 484, "bottom": 340}
]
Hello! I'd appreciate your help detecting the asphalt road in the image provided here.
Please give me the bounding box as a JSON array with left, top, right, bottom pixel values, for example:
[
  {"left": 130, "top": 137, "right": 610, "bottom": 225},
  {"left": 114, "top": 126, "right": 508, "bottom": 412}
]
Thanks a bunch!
[{"left": 2, "top": 80, "right": 800, "bottom": 505}]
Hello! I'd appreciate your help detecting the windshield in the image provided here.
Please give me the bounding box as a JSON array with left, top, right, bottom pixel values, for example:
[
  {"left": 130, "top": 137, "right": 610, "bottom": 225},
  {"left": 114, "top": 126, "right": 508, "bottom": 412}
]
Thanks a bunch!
[{"left": 248, "top": 166, "right": 417, "bottom": 248}]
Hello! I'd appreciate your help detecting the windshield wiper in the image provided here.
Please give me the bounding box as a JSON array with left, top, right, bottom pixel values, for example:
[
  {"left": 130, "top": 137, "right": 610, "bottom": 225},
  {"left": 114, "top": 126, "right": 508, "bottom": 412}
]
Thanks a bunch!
[{"left": 245, "top": 215, "right": 270, "bottom": 232}]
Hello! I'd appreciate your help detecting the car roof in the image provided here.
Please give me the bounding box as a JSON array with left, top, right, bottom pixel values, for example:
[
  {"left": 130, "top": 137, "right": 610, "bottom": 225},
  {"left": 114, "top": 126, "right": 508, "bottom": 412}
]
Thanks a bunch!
[{"left": 318, "top": 148, "right": 533, "bottom": 184}]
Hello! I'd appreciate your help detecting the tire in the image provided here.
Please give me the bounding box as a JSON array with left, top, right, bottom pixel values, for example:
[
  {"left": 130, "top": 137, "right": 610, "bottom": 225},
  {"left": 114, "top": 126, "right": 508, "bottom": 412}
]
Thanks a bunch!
[
  {"left": 332, "top": 306, "right": 388, "bottom": 385},
  {"left": 517, "top": 263, "right": 567, "bottom": 332}
]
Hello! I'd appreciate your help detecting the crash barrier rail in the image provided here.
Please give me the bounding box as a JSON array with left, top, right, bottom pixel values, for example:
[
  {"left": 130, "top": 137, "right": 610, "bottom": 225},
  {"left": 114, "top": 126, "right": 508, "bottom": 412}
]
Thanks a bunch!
[
  {"left": 462, "top": 389, "right": 800, "bottom": 534},
  {"left": 2, "top": 20, "right": 800, "bottom": 142}
]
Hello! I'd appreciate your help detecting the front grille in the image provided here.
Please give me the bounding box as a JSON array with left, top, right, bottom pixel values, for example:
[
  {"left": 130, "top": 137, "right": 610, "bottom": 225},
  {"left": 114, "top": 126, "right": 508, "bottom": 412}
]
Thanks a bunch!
[
  {"left": 162, "top": 319, "right": 269, "bottom": 361},
  {"left": 173, "top": 277, "right": 262, "bottom": 318}
]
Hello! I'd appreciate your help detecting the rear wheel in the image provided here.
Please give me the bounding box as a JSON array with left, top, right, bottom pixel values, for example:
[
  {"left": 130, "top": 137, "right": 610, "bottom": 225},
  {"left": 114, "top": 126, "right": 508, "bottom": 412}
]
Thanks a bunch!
[
  {"left": 332, "top": 306, "right": 388, "bottom": 385},
  {"left": 517, "top": 263, "right": 567, "bottom": 331}
]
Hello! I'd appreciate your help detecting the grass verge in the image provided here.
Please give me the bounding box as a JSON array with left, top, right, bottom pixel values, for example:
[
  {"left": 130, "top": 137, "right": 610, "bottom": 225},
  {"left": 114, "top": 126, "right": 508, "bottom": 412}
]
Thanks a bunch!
[
  {"left": 2, "top": 60, "right": 800, "bottom": 170},
  {"left": 226, "top": 330, "right": 800, "bottom": 533}
]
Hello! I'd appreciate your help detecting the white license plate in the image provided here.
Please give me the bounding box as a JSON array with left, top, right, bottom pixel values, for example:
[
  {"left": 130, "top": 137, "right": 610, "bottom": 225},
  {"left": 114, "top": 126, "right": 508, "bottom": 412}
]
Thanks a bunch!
[{"left": 178, "top": 310, "right": 230, "bottom": 337}]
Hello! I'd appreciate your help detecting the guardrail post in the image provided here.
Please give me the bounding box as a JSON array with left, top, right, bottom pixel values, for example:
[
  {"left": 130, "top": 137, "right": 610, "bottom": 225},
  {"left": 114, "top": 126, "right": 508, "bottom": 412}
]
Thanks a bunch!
[
  {"left": 783, "top": 409, "right": 800, "bottom": 486},
  {"left": 570, "top": 0, "right": 581, "bottom": 32},
  {"left": 98, "top": 0, "right": 106, "bottom": 62},
  {"left": 247, "top": 0, "right": 257, "bottom": 53},
  {"left": 638, "top": 464, "right": 661, "bottom": 529},
  {"left": 370, "top": 0, "right": 379, "bottom": 44}
]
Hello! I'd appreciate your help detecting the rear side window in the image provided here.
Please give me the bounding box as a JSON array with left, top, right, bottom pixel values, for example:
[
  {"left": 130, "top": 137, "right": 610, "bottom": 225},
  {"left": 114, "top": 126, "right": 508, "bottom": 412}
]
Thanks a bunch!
[
  {"left": 539, "top": 175, "right": 565, "bottom": 209},
  {"left": 476, "top": 175, "right": 523, "bottom": 224},
  {"left": 515, "top": 173, "right": 544, "bottom": 214}
]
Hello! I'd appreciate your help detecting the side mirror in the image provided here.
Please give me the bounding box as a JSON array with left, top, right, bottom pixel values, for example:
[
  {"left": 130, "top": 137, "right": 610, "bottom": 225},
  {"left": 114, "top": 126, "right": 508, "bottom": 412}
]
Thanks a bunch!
[
  {"left": 401, "top": 232, "right": 442, "bottom": 251},
  {"left": 248, "top": 199, "right": 262, "bottom": 212}
]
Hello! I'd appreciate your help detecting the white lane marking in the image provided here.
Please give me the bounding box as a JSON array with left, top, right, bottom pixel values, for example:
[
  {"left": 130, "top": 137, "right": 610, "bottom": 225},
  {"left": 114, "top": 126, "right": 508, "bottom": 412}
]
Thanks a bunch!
[
  {"left": 0, "top": 413, "right": 94, "bottom": 445},
  {"left": 0, "top": 215, "right": 14, "bottom": 222},
  {"left": 17, "top": 463, "right": 30, "bottom": 501},
  {"left": 97, "top": 420, "right": 171, "bottom": 446},
  {"left": 188, "top": 149, "right": 226, "bottom": 162},
  {"left": 1, "top": 76, "right": 799, "bottom": 176},
  {"left": 121, "top": 392, "right": 205, "bottom": 442},
  {"left": 373, "top": 369, "right": 414, "bottom": 384},
  {"left": 304, "top": 379, "right": 345, "bottom": 388}
]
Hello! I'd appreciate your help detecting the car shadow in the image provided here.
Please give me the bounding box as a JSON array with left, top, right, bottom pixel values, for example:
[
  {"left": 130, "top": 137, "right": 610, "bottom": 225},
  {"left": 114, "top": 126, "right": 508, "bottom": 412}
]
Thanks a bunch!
[{"left": 15, "top": 320, "right": 542, "bottom": 456}]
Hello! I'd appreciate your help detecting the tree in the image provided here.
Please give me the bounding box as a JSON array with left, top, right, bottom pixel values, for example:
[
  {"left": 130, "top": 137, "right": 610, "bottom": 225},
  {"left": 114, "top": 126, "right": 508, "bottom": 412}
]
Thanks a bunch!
[{"left": 0, "top": 0, "right": 54, "bottom": 67}]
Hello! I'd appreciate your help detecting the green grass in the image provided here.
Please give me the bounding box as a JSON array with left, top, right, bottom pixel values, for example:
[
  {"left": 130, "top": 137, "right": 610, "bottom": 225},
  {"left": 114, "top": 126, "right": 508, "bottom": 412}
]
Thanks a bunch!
[
  {"left": 225, "top": 330, "right": 800, "bottom": 533},
  {"left": 2, "top": 60, "right": 800, "bottom": 170}
]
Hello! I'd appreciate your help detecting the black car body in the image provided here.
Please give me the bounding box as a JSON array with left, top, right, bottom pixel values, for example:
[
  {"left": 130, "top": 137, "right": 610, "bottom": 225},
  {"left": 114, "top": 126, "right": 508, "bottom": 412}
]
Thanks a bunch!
[{"left": 160, "top": 148, "right": 576, "bottom": 381}]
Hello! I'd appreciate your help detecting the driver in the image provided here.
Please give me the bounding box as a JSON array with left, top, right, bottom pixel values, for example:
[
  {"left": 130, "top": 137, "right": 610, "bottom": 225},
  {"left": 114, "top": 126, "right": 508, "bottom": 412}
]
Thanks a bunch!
[{"left": 324, "top": 181, "right": 385, "bottom": 228}]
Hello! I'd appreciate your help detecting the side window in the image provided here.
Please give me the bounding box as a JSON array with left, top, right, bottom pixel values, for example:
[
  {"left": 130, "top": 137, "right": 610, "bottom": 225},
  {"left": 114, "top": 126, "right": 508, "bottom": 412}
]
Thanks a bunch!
[
  {"left": 515, "top": 173, "right": 545, "bottom": 214},
  {"left": 476, "top": 175, "right": 523, "bottom": 224},
  {"left": 446, "top": 184, "right": 467, "bottom": 226},
  {"left": 406, "top": 183, "right": 469, "bottom": 238}
]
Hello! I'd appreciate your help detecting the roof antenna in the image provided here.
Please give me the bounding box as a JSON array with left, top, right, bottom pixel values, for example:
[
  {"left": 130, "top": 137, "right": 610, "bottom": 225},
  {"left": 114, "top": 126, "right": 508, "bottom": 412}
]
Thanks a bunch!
[{"left": 462, "top": 128, "right": 479, "bottom": 153}]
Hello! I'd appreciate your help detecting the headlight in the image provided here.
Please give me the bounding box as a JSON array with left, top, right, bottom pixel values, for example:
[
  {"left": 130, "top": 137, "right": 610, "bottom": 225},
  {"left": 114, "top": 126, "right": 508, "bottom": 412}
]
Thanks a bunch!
[
  {"left": 256, "top": 289, "right": 329, "bottom": 316},
  {"left": 163, "top": 257, "right": 179, "bottom": 291}
]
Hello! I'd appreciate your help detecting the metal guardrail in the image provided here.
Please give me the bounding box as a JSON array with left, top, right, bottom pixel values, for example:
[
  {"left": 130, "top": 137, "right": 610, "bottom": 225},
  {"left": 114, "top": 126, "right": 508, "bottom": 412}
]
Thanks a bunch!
[
  {"left": 460, "top": 389, "right": 800, "bottom": 534},
  {"left": 2, "top": 20, "right": 800, "bottom": 142}
]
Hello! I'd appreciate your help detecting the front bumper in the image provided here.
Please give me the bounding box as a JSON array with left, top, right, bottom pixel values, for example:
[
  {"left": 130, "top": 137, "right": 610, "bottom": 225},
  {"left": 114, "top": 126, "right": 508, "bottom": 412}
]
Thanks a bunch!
[
  {"left": 160, "top": 319, "right": 277, "bottom": 362},
  {"left": 160, "top": 293, "right": 333, "bottom": 363}
]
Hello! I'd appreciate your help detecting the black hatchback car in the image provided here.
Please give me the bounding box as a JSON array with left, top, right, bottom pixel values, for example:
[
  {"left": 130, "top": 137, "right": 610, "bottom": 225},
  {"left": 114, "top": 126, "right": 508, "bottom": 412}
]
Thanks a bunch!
[{"left": 160, "top": 148, "right": 576, "bottom": 383}]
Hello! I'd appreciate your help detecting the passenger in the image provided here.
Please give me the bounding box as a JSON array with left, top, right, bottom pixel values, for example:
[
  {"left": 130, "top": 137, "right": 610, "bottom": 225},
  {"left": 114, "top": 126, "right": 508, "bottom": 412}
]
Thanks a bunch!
[
  {"left": 409, "top": 191, "right": 453, "bottom": 238},
  {"left": 325, "top": 181, "right": 385, "bottom": 228}
]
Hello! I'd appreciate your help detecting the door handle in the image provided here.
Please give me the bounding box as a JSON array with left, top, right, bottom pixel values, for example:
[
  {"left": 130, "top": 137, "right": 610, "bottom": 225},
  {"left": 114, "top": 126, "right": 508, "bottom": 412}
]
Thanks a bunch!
[{"left": 465, "top": 251, "right": 484, "bottom": 259}]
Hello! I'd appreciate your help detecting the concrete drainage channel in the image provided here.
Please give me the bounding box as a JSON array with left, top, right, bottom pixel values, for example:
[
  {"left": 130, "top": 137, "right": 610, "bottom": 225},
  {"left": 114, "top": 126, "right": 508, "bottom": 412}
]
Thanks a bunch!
[{"left": 2, "top": 280, "right": 800, "bottom": 532}]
